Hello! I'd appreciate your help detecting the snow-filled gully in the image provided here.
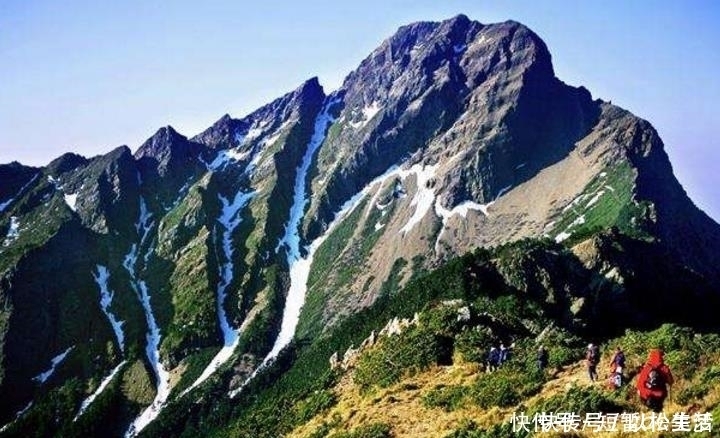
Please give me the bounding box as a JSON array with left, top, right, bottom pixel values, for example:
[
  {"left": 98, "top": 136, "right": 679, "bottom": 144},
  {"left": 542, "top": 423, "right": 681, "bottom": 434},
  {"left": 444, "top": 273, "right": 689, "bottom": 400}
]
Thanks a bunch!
[
  {"left": 230, "top": 97, "right": 422, "bottom": 397},
  {"left": 124, "top": 197, "right": 170, "bottom": 437},
  {"left": 229, "top": 96, "right": 342, "bottom": 397},
  {"left": 0, "top": 402, "right": 33, "bottom": 433},
  {"left": 0, "top": 174, "right": 39, "bottom": 214},
  {"left": 74, "top": 361, "right": 126, "bottom": 421},
  {"left": 237, "top": 152, "right": 515, "bottom": 395},
  {"left": 181, "top": 190, "right": 254, "bottom": 396},
  {"left": 32, "top": 346, "right": 74, "bottom": 384},
  {"left": 92, "top": 265, "right": 126, "bottom": 354},
  {"left": 73, "top": 265, "right": 128, "bottom": 422}
]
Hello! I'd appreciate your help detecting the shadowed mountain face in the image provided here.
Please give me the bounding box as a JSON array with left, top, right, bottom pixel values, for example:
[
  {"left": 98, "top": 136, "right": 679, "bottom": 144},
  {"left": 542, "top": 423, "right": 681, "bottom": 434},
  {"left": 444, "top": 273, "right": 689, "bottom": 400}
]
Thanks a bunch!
[{"left": 0, "top": 14, "right": 718, "bottom": 437}]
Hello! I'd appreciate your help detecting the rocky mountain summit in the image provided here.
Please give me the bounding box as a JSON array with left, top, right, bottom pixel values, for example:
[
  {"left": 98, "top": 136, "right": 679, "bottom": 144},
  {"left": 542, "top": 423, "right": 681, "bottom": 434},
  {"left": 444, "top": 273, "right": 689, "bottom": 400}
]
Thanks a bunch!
[{"left": 0, "top": 14, "right": 718, "bottom": 438}]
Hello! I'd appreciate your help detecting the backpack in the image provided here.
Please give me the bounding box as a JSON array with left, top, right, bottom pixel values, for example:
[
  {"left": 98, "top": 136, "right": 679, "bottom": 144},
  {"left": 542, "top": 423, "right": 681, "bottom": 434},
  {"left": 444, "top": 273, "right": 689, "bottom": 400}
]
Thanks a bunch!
[
  {"left": 615, "top": 352, "right": 626, "bottom": 367},
  {"left": 645, "top": 366, "right": 664, "bottom": 390},
  {"left": 587, "top": 347, "right": 599, "bottom": 364}
]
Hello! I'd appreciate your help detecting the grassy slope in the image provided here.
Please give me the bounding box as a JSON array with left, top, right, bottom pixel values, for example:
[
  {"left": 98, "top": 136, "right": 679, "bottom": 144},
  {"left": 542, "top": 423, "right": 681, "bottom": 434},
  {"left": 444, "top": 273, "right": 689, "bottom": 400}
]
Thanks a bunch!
[
  {"left": 548, "top": 160, "right": 653, "bottom": 246},
  {"left": 188, "top": 227, "right": 719, "bottom": 438},
  {"left": 289, "top": 325, "right": 720, "bottom": 438}
]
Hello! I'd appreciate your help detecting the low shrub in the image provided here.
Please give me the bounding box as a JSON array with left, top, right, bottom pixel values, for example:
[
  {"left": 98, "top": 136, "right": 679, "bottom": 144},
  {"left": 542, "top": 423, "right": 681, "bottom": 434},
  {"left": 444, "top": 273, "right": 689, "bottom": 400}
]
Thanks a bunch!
[
  {"left": 455, "top": 327, "right": 495, "bottom": 363},
  {"left": 422, "top": 384, "right": 469, "bottom": 412},
  {"left": 330, "top": 422, "right": 393, "bottom": 438},
  {"left": 445, "top": 419, "right": 523, "bottom": 438},
  {"left": 354, "top": 326, "right": 438, "bottom": 390},
  {"left": 470, "top": 366, "right": 544, "bottom": 409},
  {"left": 294, "top": 389, "right": 337, "bottom": 424},
  {"left": 530, "top": 385, "right": 626, "bottom": 416}
]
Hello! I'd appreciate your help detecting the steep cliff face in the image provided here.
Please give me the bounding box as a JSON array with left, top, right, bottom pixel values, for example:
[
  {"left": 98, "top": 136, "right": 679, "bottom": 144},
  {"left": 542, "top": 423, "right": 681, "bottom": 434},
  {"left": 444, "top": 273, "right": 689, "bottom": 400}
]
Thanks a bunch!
[
  {"left": 0, "top": 14, "right": 718, "bottom": 438},
  {"left": 304, "top": 16, "right": 597, "bottom": 237}
]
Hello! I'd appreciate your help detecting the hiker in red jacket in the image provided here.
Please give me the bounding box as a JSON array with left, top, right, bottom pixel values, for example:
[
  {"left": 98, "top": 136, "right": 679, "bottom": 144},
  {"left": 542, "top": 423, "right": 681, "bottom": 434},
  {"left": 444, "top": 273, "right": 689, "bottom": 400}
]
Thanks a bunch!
[{"left": 636, "top": 349, "right": 674, "bottom": 412}]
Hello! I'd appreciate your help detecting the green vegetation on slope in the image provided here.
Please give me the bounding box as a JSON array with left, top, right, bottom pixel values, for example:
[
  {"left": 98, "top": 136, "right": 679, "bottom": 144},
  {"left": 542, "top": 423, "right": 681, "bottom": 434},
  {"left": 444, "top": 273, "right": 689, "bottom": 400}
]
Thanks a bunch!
[
  {"left": 120, "top": 226, "right": 720, "bottom": 438},
  {"left": 550, "top": 160, "right": 653, "bottom": 246}
]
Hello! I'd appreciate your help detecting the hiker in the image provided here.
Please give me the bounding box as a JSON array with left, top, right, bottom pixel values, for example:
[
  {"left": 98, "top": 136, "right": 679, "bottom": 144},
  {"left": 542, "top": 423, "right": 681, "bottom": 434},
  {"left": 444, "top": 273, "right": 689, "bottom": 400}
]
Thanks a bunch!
[
  {"left": 586, "top": 343, "right": 600, "bottom": 382},
  {"left": 537, "top": 345, "right": 549, "bottom": 371},
  {"left": 608, "top": 346, "right": 626, "bottom": 389},
  {"left": 499, "top": 343, "right": 507, "bottom": 366},
  {"left": 636, "top": 348, "right": 674, "bottom": 412},
  {"left": 501, "top": 342, "right": 514, "bottom": 365},
  {"left": 487, "top": 347, "right": 500, "bottom": 372}
]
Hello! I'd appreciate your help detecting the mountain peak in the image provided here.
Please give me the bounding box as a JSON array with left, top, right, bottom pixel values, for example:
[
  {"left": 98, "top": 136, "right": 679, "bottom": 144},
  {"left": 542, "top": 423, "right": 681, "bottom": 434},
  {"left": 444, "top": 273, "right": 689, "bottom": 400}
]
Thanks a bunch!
[
  {"left": 192, "top": 78, "right": 325, "bottom": 151},
  {"left": 299, "top": 76, "right": 321, "bottom": 93},
  {"left": 100, "top": 145, "right": 133, "bottom": 161},
  {"left": 158, "top": 125, "right": 181, "bottom": 139},
  {"left": 287, "top": 76, "right": 325, "bottom": 110},
  {"left": 448, "top": 13, "right": 470, "bottom": 23},
  {"left": 46, "top": 152, "right": 88, "bottom": 175},
  {"left": 135, "top": 125, "right": 188, "bottom": 160}
]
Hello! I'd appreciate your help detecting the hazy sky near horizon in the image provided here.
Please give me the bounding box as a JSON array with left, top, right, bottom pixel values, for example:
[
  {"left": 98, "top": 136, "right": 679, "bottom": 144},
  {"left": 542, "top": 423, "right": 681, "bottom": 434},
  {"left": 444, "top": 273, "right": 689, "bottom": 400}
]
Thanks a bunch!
[{"left": 1, "top": 1, "right": 718, "bottom": 220}]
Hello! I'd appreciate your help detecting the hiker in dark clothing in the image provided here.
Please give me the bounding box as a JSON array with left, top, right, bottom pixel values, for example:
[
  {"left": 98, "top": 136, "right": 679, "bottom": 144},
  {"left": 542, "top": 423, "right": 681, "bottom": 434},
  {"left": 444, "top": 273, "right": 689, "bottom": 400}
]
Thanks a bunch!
[
  {"left": 586, "top": 343, "right": 600, "bottom": 382},
  {"left": 537, "top": 345, "right": 549, "bottom": 371},
  {"left": 487, "top": 347, "right": 500, "bottom": 372},
  {"left": 608, "top": 346, "right": 626, "bottom": 389},
  {"left": 501, "top": 343, "right": 514, "bottom": 365},
  {"left": 499, "top": 344, "right": 507, "bottom": 366},
  {"left": 636, "top": 349, "right": 674, "bottom": 412}
]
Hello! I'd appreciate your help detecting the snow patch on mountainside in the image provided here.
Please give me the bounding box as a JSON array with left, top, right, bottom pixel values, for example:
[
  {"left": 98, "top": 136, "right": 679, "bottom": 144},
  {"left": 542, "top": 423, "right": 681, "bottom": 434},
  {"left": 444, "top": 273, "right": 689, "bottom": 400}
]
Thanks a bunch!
[
  {"left": 433, "top": 185, "right": 512, "bottom": 252},
  {"left": 585, "top": 191, "right": 605, "bottom": 208},
  {"left": 124, "top": 196, "right": 170, "bottom": 437},
  {"left": 270, "top": 96, "right": 340, "bottom": 346},
  {"left": 553, "top": 171, "right": 614, "bottom": 243},
  {"left": 3, "top": 216, "right": 20, "bottom": 246},
  {"left": 182, "top": 190, "right": 255, "bottom": 396},
  {"left": 0, "top": 174, "right": 38, "bottom": 213},
  {"left": 349, "top": 102, "right": 382, "bottom": 129},
  {"left": 0, "top": 196, "right": 16, "bottom": 214},
  {"left": 164, "top": 176, "right": 196, "bottom": 211},
  {"left": 64, "top": 193, "right": 78, "bottom": 212},
  {"left": 93, "top": 265, "right": 126, "bottom": 353},
  {"left": 555, "top": 231, "right": 572, "bottom": 243},
  {"left": 234, "top": 154, "right": 433, "bottom": 398},
  {"left": 398, "top": 167, "right": 513, "bottom": 238},
  {"left": 398, "top": 164, "right": 438, "bottom": 235},
  {"left": 33, "top": 346, "right": 74, "bottom": 384},
  {"left": 207, "top": 118, "right": 291, "bottom": 172},
  {"left": 207, "top": 149, "right": 247, "bottom": 170},
  {"left": 74, "top": 361, "right": 126, "bottom": 421},
  {"left": 0, "top": 402, "right": 33, "bottom": 433},
  {"left": 275, "top": 96, "right": 341, "bottom": 256},
  {"left": 271, "top": 189, "right": 366, "bottom": 360},
  {"left": 233, "top": 119, "right": 270, "bottom": 147},
  {"left": 232, "top": 96, "right": 341, "bottom": 398},
  {"left": 233, "top": 185, "right": 368, "bottom": 398},
  {"left": 126, "top": 280, "right": 170, "bottom": 436},
  {"left": 245, "top": 126, "right": 266, "bottom": 143}
]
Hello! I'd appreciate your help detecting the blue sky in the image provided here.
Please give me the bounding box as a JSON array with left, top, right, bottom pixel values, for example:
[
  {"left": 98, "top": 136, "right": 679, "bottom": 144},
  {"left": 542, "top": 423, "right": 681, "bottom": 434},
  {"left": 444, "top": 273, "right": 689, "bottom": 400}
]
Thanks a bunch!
[{"left": 1, "top": 0, "right": 718, "bottom": 220}]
